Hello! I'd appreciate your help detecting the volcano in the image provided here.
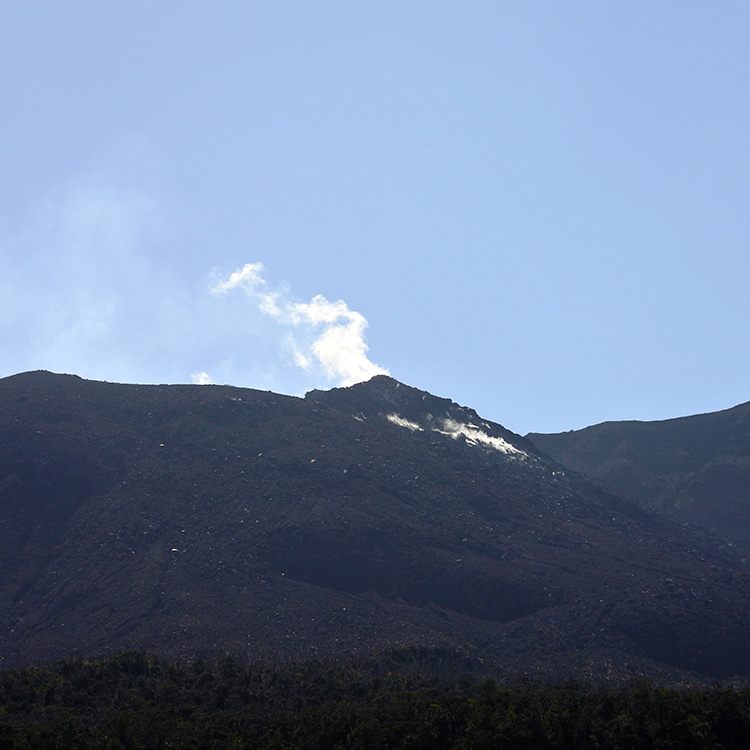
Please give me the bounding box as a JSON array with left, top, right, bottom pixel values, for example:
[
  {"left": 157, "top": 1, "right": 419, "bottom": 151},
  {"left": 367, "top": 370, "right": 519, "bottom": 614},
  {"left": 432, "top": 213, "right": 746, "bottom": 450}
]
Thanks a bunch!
[{"left": 1, "top": 371, "right": 749, "bottom": 684}]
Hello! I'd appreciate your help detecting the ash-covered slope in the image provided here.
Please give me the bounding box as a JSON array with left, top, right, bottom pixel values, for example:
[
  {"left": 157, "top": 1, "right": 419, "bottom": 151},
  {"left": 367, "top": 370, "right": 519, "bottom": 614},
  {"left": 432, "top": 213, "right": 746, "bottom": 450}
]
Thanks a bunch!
[
  {"left": 527, "top": 401, "right": 750, "bottom": 544},
  {"left": 1, "top": 371, "right": 749, "bottom": 684}
]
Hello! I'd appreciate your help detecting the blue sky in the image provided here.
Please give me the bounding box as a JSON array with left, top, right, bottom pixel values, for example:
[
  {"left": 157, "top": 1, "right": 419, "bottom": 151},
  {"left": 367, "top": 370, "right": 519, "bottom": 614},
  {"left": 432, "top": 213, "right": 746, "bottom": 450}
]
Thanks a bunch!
[{"left": 2, "top": 2, "right": 749, "bottom": 434}]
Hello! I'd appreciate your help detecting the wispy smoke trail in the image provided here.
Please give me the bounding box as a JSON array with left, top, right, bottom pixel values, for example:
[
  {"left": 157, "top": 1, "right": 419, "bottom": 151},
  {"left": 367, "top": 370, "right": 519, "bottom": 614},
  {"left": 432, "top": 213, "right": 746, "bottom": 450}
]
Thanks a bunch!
[{"left": 211, "top": 262, "right": 389, "bottom": 387}]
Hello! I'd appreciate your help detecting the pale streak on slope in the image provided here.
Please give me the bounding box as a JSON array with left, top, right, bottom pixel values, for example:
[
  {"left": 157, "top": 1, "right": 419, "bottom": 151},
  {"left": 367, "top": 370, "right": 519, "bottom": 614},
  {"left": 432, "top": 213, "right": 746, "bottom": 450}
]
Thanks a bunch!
[
  {"left": 386, "top": 413, "right": 527, "bottom": 458},
  {"left": 386, "top": 414, "right": 424, "bottom": 432}
]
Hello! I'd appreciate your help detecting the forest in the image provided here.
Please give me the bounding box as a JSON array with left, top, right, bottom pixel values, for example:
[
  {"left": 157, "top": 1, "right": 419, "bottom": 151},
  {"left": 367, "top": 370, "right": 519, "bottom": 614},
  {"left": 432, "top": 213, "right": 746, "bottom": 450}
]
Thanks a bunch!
[{"left": 1, "top": 649, "right": 750, "bottom": 748}]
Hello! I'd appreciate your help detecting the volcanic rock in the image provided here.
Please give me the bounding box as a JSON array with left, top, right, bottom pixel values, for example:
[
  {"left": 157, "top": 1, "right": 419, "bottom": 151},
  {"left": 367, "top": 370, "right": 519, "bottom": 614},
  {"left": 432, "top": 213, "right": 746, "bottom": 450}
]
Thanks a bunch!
[{"left": 1, "top": 371, "right": 749, "bottom": 684}]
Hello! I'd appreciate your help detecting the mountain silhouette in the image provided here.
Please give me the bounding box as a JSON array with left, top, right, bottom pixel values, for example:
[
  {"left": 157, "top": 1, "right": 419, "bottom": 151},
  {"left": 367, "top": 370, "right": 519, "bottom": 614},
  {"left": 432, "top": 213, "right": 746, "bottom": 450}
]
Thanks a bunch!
[
  {"left": 527, "top": 401, "right": 750, "bottom": 544},
  {"left": 2, "top": 371, "right": 750, "bottom": 684}
]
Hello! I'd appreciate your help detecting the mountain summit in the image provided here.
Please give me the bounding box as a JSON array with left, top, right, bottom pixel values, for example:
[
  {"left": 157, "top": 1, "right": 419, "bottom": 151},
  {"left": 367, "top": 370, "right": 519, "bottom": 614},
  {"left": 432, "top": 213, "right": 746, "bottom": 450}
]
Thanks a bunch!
[
  {"left": 1, "top": 371, "right": 750, "bottom": 684},
  {"left": 307, "top": 375, "right": 536, "bottom": 459}
]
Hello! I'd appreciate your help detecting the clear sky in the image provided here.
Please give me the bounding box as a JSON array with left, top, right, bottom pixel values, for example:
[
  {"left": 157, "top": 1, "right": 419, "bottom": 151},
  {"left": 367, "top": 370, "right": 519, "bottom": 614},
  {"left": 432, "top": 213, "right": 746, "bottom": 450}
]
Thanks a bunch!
[{"left": 2, "top": 2, "right": 749, "bottom": 435}]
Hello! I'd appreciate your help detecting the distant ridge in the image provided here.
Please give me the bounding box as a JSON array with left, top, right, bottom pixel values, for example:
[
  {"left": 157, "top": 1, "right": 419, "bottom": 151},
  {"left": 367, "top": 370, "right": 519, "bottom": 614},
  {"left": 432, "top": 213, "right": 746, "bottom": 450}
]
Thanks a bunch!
[
  {"left": 1, "top": 370, "right": 750, "bottom": 684},
  {"left": 527, "top": 400, "right": 750, "bottom": 543}
]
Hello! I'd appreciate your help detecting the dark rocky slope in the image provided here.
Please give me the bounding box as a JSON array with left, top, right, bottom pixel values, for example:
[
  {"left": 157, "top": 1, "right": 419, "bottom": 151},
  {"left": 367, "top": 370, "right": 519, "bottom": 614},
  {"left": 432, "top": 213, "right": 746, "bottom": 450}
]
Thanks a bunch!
[
  {"left": 527, "top": 401, "right": 750, "bottom": 544},
  {"left": 1, "top": 371, "right": 750, "bottom": 684}
]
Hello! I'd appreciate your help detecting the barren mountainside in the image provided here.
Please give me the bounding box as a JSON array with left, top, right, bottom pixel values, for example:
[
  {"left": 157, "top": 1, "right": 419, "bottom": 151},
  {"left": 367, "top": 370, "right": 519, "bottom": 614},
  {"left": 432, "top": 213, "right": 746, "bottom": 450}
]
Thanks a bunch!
[
  {"left": 1, "top": 371, "right": 750, "bottom": 685},
  {"left": 527, "top": 401, "right": 750, "bottom": 544}
]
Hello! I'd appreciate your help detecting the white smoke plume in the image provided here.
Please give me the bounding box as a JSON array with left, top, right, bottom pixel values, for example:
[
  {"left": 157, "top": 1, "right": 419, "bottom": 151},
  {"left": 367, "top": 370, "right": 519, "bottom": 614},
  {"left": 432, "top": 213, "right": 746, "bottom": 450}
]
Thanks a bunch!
[{"left": 211, "top": 262, "right": 389, "bottom": 387}]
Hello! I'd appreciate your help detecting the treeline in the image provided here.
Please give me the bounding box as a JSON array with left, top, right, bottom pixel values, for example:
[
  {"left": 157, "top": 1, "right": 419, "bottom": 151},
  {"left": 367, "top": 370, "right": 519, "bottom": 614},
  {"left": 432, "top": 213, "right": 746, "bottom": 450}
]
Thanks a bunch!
[{"left": 1, "top": 649, "right": 750, "bottom": 748}]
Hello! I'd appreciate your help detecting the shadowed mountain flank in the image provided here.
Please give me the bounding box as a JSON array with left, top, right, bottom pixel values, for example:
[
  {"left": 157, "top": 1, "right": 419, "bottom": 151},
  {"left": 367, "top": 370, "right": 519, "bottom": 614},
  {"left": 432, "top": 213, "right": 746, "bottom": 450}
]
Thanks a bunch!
[
  {"left": 1, "top": 371, "right": 750, "bottom": 684},
  {"left": 527, "top": 401, "right": 750, "bottom": 544}
]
